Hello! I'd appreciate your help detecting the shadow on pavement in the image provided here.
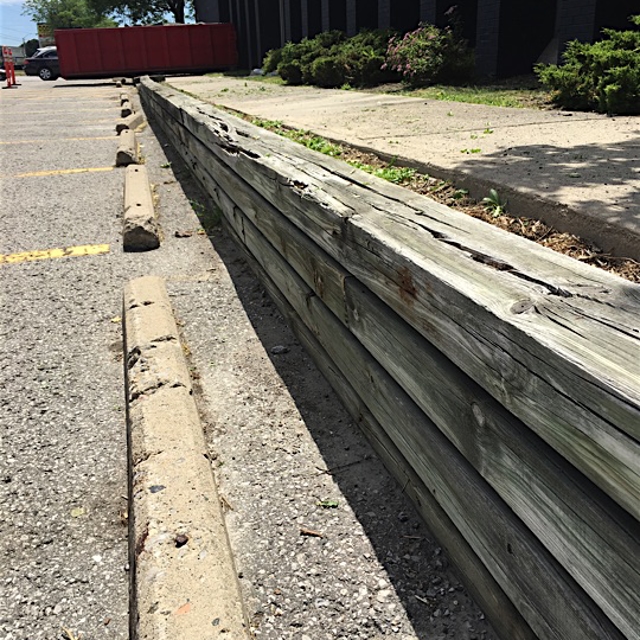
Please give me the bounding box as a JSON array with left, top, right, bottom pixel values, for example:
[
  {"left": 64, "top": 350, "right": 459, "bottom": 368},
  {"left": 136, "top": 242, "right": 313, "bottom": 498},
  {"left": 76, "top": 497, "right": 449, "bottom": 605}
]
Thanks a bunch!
[
  {"left": 454, "top": 137, "right": 640, "bottom": 227},
  {"left": 53, "top": 81, "right": 125, "bottom": 88}
]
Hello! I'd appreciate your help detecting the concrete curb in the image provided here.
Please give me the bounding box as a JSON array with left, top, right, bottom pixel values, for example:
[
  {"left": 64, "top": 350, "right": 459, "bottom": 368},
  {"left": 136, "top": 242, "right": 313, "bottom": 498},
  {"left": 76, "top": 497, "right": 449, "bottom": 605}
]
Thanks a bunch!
[
  {"left": 117, "top": 112, "right": 145, "bottom": 134},
  {"left": 123, "top": 165, "right": 159, "bottom": 251},
  {"left": 123, "top": 276, "right": 249, "bottom": 640},
  {"left": 116, "top": 128, "right": 139, "bottom": 167},
  {"left": 121, "top": 100, "right": 133, "bottom": 118}
]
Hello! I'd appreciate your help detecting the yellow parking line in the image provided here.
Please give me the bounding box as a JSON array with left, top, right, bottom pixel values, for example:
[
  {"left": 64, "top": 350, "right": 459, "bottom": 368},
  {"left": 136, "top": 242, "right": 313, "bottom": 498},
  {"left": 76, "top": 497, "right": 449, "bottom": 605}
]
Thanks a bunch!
[
  {"left": 0, "top": 243, "right": 110, "bottom": 265},
  {"left": 29, "top": 107, "right": 115, "bottom": 112},
  {"left": 0, "top": 136, "right": 114, "bottom": 145},
  {"left": 12, "top": 167, "right": 115, "bottom": 178},
  {"left": 2, "top": 96, "right": 117, "bottom": 101},
  {"left": 2, "top": 118, "right": 116, "bottom": 124}
]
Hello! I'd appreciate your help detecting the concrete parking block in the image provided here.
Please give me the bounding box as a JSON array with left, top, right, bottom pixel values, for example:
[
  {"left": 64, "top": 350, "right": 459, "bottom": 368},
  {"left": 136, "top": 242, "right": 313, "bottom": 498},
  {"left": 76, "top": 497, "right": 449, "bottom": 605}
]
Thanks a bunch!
[
  {"left": 121, "top": 100, "right": 133, "bottom": 118},
  {"left": 116, "top": 111, "right": 145, "bottom": 133},
  {"left": 116, "top": 128, "right": 139, "bottom": 166},
  {"left": 123, "top": 276, "right": 249, "bottom": 640},
  {"left": 123, "top": 165, "right": 159, "bottom": 251}
]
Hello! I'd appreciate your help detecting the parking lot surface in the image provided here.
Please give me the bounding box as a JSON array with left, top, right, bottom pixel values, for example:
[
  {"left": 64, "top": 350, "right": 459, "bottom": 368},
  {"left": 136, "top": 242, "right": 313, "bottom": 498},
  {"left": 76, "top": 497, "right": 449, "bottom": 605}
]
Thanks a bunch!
[
  {"left": 0, "top": 76, "right": 133, "bottom": 640},
  {"left": 0, "top": 75, "right": 218, "bottom": 640},
  {"left": 1, "top": 76, "right": 499, "bottom": 640}
]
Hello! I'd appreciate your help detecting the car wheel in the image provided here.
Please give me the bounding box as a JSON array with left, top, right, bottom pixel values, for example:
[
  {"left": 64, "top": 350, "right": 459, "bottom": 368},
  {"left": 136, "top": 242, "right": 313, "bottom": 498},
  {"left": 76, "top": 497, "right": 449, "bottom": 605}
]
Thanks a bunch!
[{"left": 38, "top": 67, "right": 53, "bottom": 81}]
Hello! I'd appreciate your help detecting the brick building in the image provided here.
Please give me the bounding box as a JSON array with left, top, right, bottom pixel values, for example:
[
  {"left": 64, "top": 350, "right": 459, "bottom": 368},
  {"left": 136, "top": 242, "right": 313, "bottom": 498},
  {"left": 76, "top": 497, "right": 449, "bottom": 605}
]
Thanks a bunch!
[{"left": 194, "top": 0, "right": 638, "bottom": 76}]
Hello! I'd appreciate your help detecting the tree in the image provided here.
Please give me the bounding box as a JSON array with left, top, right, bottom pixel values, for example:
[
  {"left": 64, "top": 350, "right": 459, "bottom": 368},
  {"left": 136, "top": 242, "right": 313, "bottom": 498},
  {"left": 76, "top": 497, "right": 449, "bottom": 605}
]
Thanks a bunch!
[
  {"left": 24, "top": 38, "right": 40, "bottom": 57},
  {"left": 90, "top": 0, "right": 191, "bottom": 25},
  {"left": 23, "top": 0, "right": 116, "bottom": 30}
]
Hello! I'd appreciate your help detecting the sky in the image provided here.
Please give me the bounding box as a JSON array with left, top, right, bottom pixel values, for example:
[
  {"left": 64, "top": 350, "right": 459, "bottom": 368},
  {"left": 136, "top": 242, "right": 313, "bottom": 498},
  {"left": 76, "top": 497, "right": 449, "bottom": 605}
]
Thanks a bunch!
[
  {"left": 0, "top": 0, "right": 191, "bottom": 46},
  {"left": 0, "top": 0, "right": 38, "bottom": 46}
]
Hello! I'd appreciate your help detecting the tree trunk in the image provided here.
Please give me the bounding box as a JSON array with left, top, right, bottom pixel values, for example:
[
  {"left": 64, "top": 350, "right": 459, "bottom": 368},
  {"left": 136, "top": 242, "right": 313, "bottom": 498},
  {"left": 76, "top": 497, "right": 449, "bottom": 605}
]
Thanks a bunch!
[{"left": 170, "top": 0, "right": 185, "bottom": 22}]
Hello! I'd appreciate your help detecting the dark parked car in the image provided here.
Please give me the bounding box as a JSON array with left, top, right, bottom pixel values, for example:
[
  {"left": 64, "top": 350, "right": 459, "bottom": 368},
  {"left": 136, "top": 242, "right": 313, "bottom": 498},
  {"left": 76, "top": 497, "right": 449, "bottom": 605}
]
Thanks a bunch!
[
  {"left": 0, "top": 67, "right": 6, "bottom": 82},
  {"left": 24, "top": 46, "right": 60, "bottom": 81}
]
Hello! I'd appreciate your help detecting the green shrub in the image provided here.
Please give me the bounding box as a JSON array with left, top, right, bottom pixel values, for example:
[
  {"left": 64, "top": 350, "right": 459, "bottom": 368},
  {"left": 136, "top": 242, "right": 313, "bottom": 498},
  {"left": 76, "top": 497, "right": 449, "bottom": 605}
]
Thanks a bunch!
[
  {"left": 536, "top": 16, "right": 640, "bottom": 114},
  {"left": 312, "top": 30, "right": 347, "bottom": 50},
  {"left": 383, "top": 22, "right": 474, "bottom": 87},
  {"left": 601, "top": 64, "right": 640, "bottom": 114},
  {"left": 264, "top": 31, "right": 345, "bottom": 84},
  {"left": 277, "top": 60, "right": 304, "bottom": 85},
  {"left": 262, "top": 47, "right": 282, "bottom": 73},
  {"left": 311, "top": 56, "right": 346, "bottom": 88},
  {"left": 263, "top": 29, "right": 399, "bottom": 88},
  {"left": 338, "top": 29, "right": 399, "bottom": 86}
]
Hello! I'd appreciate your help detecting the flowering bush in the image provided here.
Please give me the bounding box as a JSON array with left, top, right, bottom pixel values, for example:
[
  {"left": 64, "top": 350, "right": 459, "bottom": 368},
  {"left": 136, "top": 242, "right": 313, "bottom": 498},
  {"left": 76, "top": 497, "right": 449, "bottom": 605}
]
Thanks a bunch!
[{"left": 384, "top": 23, "right": 473, "bottom": 87}]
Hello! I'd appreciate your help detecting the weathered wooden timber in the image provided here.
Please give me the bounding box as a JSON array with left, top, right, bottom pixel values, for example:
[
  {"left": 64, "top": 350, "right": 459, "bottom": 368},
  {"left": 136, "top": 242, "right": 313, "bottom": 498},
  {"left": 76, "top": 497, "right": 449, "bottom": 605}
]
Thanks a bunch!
[
  {"left": 139, "top": 77, "right": 640, "bottom": 640},
  {"left": 142, "top": 112, "right": 640, "bottom": 639},
  {"left": 223, "top": 218, "right": 539, "bottom": 640},
  {"left": 140, "top": 83, "right": 640, "bottom": 523}
]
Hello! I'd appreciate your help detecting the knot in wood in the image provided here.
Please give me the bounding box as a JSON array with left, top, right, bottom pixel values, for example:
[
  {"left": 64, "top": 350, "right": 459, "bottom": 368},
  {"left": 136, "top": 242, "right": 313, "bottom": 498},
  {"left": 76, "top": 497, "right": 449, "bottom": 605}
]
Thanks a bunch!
[{"left": 510, "top": 299, "right": 535, "bottom": 314}]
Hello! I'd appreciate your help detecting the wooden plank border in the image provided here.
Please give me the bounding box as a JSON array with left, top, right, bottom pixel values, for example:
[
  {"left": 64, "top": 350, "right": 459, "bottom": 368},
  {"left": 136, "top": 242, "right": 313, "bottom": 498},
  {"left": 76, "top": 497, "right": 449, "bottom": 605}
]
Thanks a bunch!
[{"left": 139, "top": 78, "right": 640, "bottom": 640}]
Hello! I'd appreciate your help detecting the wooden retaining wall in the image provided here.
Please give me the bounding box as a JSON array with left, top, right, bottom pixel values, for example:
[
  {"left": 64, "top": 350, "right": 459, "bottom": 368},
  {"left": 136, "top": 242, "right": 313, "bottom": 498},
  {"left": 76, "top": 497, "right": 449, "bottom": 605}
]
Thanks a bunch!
[{"left": 139, "top": 77, "right": 640, "bottom": 640}]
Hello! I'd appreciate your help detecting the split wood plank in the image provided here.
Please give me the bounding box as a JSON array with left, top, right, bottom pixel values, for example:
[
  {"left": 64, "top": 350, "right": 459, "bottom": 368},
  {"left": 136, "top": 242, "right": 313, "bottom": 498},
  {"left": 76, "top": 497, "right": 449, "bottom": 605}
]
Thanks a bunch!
[
  {"left": 140, "top": 79, "right": 631, "bottom": 637},
  {"left": 223, "top": 218, "right": 539, "bottom": 640},
  {"left": 213, "top": 187, "right": 626, "bottom": 640},
  {"left": 146, "top": 85, "right": 640, "bottom": 522}
]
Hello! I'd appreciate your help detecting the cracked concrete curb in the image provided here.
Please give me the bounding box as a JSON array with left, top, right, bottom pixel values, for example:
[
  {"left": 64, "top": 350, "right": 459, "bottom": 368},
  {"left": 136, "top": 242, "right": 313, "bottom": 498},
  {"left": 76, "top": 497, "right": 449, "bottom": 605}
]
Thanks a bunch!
[
  {"left": 121, "top": 100, "right": 134, "bottom": 118},
  {"left": 116, "top": 128, "right": 139, "bottom": 167},
  {"left": 117, "top": 111, "right": 145, "bottom": 133},
  {"left": 123, "top": 276, "right": 249, "bottom": 640},
  {"left": 123, "top": 165, "right": 160, "bottom": 251}
]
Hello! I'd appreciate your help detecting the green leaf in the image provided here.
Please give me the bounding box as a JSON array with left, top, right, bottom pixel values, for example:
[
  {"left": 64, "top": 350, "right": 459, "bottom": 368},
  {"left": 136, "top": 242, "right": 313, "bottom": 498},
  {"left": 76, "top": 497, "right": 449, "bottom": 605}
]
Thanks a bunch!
[{"left": 317, "top": 499, "right": 339, "bottom": 508}]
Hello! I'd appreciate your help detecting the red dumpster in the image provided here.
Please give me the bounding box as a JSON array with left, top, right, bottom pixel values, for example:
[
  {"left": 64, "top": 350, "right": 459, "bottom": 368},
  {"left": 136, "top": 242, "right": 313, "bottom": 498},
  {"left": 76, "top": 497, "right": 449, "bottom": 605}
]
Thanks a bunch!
[{"left": 55, "top": 23, "right": 237, "bottom": 79}]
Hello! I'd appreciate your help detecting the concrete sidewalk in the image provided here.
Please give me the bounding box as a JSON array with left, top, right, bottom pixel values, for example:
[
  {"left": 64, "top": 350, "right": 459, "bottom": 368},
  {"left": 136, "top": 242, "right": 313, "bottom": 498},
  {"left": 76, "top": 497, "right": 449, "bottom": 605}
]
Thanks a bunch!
[{"left": 167, "top": 76, "right": 640, "bottom": 260}]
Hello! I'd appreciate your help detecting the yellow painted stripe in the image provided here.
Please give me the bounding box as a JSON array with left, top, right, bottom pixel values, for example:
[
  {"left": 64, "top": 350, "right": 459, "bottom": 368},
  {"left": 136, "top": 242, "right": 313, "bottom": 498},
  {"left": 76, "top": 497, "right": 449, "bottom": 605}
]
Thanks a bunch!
[
  {"left": 1, "top": 96, "right": 116, "bottom": 102},
  {"left": 0, "top": 136, "right": 114, "bottom": 145},
  {"left": 12, "top": 167, "right": 114, "bottom": 178},
  {"left": 44, "top": 107, "right": 114, "bottom": 111},
  {"left": 0, "top": 243, "right": 110, "bottom": 265},
  {"left": 2, "top": 119, "right": 117, "bottom": 124}
]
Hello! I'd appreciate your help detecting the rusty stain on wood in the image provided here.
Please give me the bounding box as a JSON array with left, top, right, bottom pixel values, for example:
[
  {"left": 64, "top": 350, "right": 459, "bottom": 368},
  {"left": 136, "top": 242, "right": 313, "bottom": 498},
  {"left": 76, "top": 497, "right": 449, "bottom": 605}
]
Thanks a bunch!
[{"left": 398, "top": 266, "right": 417, "bottom": 304}]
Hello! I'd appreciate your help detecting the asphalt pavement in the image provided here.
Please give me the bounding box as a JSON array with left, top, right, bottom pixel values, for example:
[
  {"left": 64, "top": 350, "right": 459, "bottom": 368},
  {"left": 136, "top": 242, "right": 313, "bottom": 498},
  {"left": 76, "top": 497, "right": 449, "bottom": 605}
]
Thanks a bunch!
[
  {"left": 0, "top": 76, "right": 132, "bottom": 640},
  {"left": 0, "top": 75, "right": 217, "bottom": 640}
]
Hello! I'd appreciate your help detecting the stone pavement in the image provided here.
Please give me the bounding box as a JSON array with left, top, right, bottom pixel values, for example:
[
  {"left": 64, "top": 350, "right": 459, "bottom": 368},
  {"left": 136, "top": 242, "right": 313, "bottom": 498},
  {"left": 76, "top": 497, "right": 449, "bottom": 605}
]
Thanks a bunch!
[{"left": 167, "top": 76, "right": 640, "bottom": 260}]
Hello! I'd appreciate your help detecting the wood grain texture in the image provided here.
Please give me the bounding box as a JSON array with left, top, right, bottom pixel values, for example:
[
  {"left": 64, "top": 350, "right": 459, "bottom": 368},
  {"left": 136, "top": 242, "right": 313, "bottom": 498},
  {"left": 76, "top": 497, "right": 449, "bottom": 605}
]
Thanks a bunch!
[
  {"left": 223, "top": 219, "right": 539, "bottom": 640},
  {"left": 139, "top": 79, "right": 640, "bottom": 640},
  {"left": 157, "top": 115, "right": 640, "bottom": 638},
  {"left": 141, "top": 83, "right": 640, "bottom": 523},
  {"left": 215, "top": 192, "right": 626, "bottom": 640}
]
